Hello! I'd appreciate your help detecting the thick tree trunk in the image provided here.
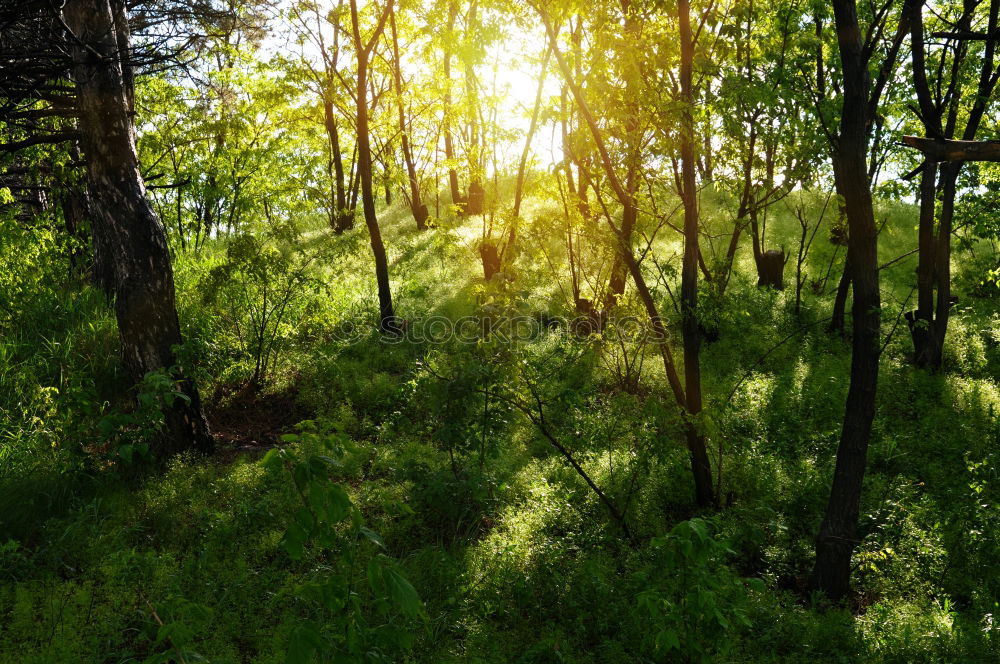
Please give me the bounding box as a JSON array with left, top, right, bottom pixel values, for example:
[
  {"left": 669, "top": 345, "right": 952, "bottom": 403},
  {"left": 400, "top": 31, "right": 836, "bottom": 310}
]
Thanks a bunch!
[
  {"left": 757, "top": 249, "right": 785, "bottom": 289},
  {"left": 750, "top": 209, "right": 785, "bottom": 290},
  {"left": 478, "top": 240, "right": 500, "bottom": 280},
  {"left": 64, "top": 0, "right": 212, "bottom": 457},
  {"left": 350, "top": 0, "right": 396, "bottom": 333},
  {"left": 747, "top": 150, "right": 788, "bottom": 291},
  {"left": 811, "top": 0, "right": 883, "bottom": 601}
]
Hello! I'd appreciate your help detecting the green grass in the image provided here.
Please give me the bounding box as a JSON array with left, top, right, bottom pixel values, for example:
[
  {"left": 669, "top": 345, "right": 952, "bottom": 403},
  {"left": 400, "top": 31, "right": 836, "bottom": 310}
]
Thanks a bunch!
[{"left": 3, "top": 185, "right": 1000, "bottom": 662}]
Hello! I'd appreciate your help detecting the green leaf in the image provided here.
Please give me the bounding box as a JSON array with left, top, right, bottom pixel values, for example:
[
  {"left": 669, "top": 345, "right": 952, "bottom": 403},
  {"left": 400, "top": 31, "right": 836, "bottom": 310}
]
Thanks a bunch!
[
  {"left": 324, "top": 484, "right": 352, "bottom": 524},
  {"left": 262, "top": 448, "right": 283, "bottom": 471},
  {"left": 283, "top": 522, "right": 307, "bottom": 560},
  {"left": 656, "top": 629, "right": 682, "bottom": 652},
  {"left": 358, "top": 526, "right": 385, "bottom": 548},
  {"left": 382, "top": 563, "right": 422, "bottom": 618},
  {"left": 286, "top": 622, "right": 323, "bottom": 664}
]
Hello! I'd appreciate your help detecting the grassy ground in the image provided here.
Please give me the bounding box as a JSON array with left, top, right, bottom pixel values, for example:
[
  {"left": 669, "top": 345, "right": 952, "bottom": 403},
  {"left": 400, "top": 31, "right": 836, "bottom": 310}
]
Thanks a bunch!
[{"left": 2, "top": 185, "right": 1000, "bottom": 662}]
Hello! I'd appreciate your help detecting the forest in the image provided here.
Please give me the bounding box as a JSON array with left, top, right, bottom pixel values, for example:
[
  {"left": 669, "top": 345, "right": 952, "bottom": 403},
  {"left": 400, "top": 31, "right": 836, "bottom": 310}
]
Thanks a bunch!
[{"left": 3, "top": 0, "right": 1000, "bottom": 661}]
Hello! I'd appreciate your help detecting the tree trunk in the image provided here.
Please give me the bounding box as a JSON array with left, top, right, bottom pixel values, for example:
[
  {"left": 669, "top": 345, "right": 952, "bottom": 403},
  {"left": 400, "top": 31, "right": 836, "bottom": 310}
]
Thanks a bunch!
[
  {"left": 323, "top": 99, "right": 352, "bottom": 233},
  {"left": 678, "top": 0, "right": 714, "bottom": 508},
  {"left": 604, "top": 5, "right": 642, "bottom": 310},
  {"left": 349, "top": 0, "right": 396, "bottom": 333},
  {"left": 903, "top": 0, "right": 999, "bottom": 370},
  {"left": 909, "top": 162, "right": 937, "bottom": 366},
  {"left": 927, "top": 164, "right": 959, "bottom": 369},
  {"left": 64, "top": 0, "right": 213, "bottom": 457},
  {"left": 829, "top": 258, "right": 851, "bottom": 336},
  {"left": 443, "top": 0, "right": 464, "bottom": 210},
  {"left": 757, "top": 249, "right": 785, "bottom": 289},
  {"left": 478, "top": 239, "right": 500, "bottom": 280},
  {"left": 811, "top": 0, "right": 883, "bottom": 601},
  {"left": 389, "top": 6, "right": 428, "bottom": 230},
  {"left": 540, "top": 5, "right": 713, "bottom": 507},
  {"left": 750, "top": 208, "right": 785, "bottom": 289},
  {"left": 464, "top": 0, "right": 483, "bottom": 217}
]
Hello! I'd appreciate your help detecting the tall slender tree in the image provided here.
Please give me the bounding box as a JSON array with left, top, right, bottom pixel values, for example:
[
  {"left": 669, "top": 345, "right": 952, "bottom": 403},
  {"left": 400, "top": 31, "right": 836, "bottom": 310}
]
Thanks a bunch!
[
  {"left": 389, "top": 2, "right": 428, "bottom": 230},
  {"left": 348, "top": 0, "right": 397, "bottom": 332},
  {"left": 442, "top": 0, "right": 464, "bottom": 210},
  {"left": 811, "top": 0, "right": 907, "bottom": 600},
  {"left": 537, "top": 3, "right": 715, "bottom": 507}
]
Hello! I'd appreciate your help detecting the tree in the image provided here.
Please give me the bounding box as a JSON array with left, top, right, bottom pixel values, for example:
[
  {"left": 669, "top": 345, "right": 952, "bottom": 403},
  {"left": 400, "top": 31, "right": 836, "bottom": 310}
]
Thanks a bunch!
[
  {"left": 677, "top": 0, "right": 714, "bottom": 508},
  {"left": 711, "top": 0, "right": 818, "bottom": 295},
  {"left": 389, "top": 3, "right": 429, "bottom": 230},
  {"left": 288, "top": 0, "right": 357, "bottom": 233},
  {"left": 810, "top": 0, "right": 907, "bottom": 601},
  {"left": 902, "top": 0, "right": 1000, "bottom": 370},
  {"left": 441, "top": 0, "right": 465, "bottom": 210},
  {"left": 536, "top": 2, "right": 715, "bottom": 507},
  {"left": 348, "top": 0, "right": 397, "bottom": 333},
  {"left": 64, "top": 0, "right": 213, "bottom": 456}
]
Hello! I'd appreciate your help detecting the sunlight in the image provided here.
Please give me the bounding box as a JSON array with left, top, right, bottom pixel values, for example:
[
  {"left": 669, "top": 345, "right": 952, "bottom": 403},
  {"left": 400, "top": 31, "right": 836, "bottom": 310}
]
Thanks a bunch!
[{"left": 6, "top": 0, "right": 1000, "bottom": 661}]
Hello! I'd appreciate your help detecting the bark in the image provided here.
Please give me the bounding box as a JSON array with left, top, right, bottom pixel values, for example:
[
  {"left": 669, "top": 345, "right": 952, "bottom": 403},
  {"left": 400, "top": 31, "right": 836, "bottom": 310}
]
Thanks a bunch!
[
  {"left": 678, "top": 0, "right": 714, "bottom": 508},
  {"left": 349, "top": 0, "right": 397, "bottom": 333},
  {"left": 64, "top": 0, "right": 212, "bottom": 457},
  {"left": 478, "top": 239, "right": 500, "bottom": 280},
  {"left": 757, "top": 249, "right": 785, "bottom": 290},
  {"left": 348, "top": 143, "right": 361, "bottom": 216},
  {"left": 323, "top": 99, "right": 352, "bottom": 232},
  {"left": 902, "top": 135, "right": 1000, "bottom": 161},
  {"left": 811, "top": 0, "right": 883, "bottom": 601},
  {"left": 829, "top": 257, "right": 851, "bottom": 336},
  {"left": 902, "top": 0, "right": 1000, "bottom": 370}
]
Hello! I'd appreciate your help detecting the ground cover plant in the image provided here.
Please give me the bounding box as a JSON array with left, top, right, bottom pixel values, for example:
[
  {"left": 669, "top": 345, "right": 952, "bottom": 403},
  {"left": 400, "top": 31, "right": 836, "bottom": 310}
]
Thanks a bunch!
[{"left": 3, "top": 0, "right": 1000, "bottom": 662}]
